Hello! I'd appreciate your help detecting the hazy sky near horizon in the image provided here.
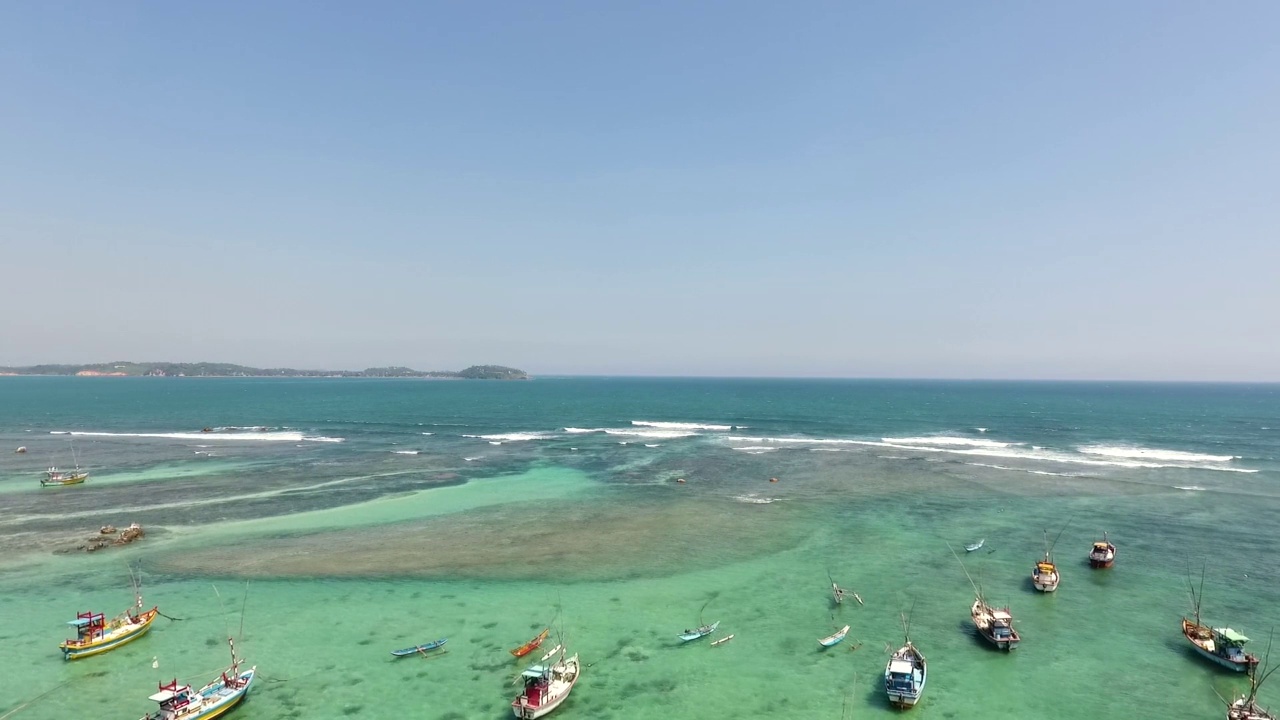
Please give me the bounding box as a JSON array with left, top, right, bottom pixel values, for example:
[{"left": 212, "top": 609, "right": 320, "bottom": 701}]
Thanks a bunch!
[{"left": 1, "top": 2, "right": 1277, "bottom": 380}]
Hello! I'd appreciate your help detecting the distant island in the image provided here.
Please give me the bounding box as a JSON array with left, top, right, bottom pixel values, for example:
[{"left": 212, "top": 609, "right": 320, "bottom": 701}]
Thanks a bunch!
[{"left": 0, "top": 362, "right": 529, "bottom": 380}]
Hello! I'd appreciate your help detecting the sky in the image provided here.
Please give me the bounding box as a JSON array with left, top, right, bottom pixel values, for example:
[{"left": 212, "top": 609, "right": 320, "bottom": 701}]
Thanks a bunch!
[{"left": 1, "top": 2, "right": 1277, "bottom": 380}]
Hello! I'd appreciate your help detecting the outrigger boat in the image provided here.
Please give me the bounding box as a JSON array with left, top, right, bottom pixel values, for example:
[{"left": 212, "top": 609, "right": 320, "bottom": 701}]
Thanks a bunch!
[
  {"left": 885, "top": 613, "right": 927, "bottom": 709},
  {"left": 1088, "top": 532, "right": 1116, "bottom": 568},
  {"left": 61, "top": 574, "right": 158, "bottom": 660},
  {"left": 832, "top": 582, "right": 846, "bottom": 605},
  {"left": 511, "top": 628, "right": 550, "bottom": 658},
  {"left": 819, "top": 625, "right": 850, "bottom": 648},
  {"left": 965, "top": 539, "right": 985, "bottom": 552},
  {"left": 391, "top": 638, "right": 447, "bottom": 657},
  {"left": 678, "top": 620, "right": 720, "bottom": 642},
  {"left": 1183, "top": 567, "right": 1259, "bottom": 673},
  {"left": 511, "top": 649, "right": 580, "bottom": 719},
  {"left": 141, "top": 637, "right": 256, "bottom": 720}
]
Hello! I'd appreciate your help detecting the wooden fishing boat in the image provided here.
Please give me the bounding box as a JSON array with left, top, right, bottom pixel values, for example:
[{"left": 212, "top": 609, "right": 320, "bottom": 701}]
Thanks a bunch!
[
  {"left": 1183, "top": 567, "right": 1259, "bottom": 673},
  {"left": 832, "top": 582, "right": 846, "bottom": 605},
  {"left": 511, "top": 629, "right": 550, "bottom": 658},
  {"left": 1088, "top": 532, "right": 1116, "bottom": 568},
  {"left": 965, "top": 539, "right": 985, "bottom": 552},
  {"left": 141, "top": 638, "right": 255, "bottom": 720},
  {"left": 678, "top": 620, "right": 720, "bottom": 642},
  {"left": 1033, "top": 523, "right": 1069, "bottom": 592},
  {"left": 1228, "top": 653, "right": 1278, "bottom": 719},
  {"left": 60, "top": 578, "right": 157, "bottom": 660},
  {"left": 885, "top": 643, "right": 927, "bottom": 708},
  {"left": 971, "top": 597, "right": 1019, "bottom": 651},
  {"left": 391, "top": 638, "right": 447, "bottom": 657},
  {"left": 819, "top": 625, "right": 850, "bottom": 648},
  {"left": 1182, "top": 620, "right": 1259, "bottom": 673},
  {"left": 512, "top": 651, "right": 580, "bottom": 719},
  {"left": 711, "top": 634, "right": 734, "bottom": 646}
]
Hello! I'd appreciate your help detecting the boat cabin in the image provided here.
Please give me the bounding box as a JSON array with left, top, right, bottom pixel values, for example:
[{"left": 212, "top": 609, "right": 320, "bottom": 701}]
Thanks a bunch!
[
  {"left": 886, "top": 660, "right": 922, "bottom": 691},
  {"left": 519, "top": 665, "right": 551, "bottom": 706},
  {"left": 1214, "top": 628, "right": 1252, "bottom": 660},
  {"left": 68, "top": 612, "right": 105, "bottom": 641},
  {"left": 148, "top": 680, "right": 196, "bottom": 718},
  {"left": 991, "top": 610, "right": 1015, "bottom": 639}
]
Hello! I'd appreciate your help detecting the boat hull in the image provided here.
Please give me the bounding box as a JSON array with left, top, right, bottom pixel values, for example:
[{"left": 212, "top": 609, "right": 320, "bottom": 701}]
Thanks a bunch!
[
  {"left": 41, "top": 473, "right": 88, "bottom": 487},
  {"left": 391, "top": 638, "right": 447, "bottom": 656},
  {"left": 61, "top": 608, "right": 158, "bottom": 660},
  {"left": 1032, "top": 571, "right": 1060, "bottom": 592},
  {"left": 678, "top": 620, "right": 720, "bottom": 642},
  {"left": 819, "top": 625, "right": 850, "bottom": 648},
  {"left": 1182, "top": 618, "right": 1257, "bottom": 673},
  {"left": 885, "top": 645, "right": 927, "bottom": 709}
]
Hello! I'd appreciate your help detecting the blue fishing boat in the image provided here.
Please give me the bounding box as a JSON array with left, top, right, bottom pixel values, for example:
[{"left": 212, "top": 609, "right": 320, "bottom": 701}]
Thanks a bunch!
[
  {"left": 391, "top": 638, "right": 448, "bottom": 657},
  {"left": 819, "top": 625, "right": 850, "bottom": 648},
  {"left": 678, "top": 620, "right": 720, "bottom": 642}
]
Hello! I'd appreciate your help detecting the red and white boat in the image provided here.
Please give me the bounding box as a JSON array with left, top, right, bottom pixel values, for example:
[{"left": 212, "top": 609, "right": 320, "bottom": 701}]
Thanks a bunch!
[{"left": 512, "top": 651, "right": 580, "bottom": 719}]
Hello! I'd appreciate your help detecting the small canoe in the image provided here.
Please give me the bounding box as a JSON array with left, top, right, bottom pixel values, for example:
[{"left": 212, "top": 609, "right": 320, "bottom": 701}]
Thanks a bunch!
[
  {"left": 820, "top": 625, "right": 850, "bottom": 648},
  {"left": 678, "top": 620, "right": 720, "bottom": 642},
  {"left": 965, "top": 539, "right": 985, "bottom": 552},
  {"left": 539, "top": 644, "right": 563, "bottom": 662},
  {"left": 391, "top": 638, "right": 448, "bottom": 656},
  {"left": 711, "top": 634, "right": 734, "bottom": 646},
  {"left": 510, "top": 628, "right": 550, "bottom": 658}
]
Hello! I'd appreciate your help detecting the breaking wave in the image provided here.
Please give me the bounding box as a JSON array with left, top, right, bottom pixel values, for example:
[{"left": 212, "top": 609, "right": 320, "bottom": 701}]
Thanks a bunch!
[
  {"left": 565, "top": 427, "right": 698, "bottom": 439},
  {"left": 66, "top": 430, "right": 345, "bottom": 443},
  {"left": 392, "top": 450, "right": 420, "bottom": 455},
  {"left": 463, "top": 432, "right": 555, "bottom": 442},
  {"left": 723, "top": 435, "right": 1255, "bottom": 473},
  {"left": 631, "top": 420, "right": 733, "bottom": 431},
  {"left": 1077, "top": 445, "right": 1237, "bottom": 463}
]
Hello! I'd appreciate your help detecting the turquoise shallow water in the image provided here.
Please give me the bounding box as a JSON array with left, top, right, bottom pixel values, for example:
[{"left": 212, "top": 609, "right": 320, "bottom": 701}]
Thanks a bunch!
[{"left": 0, "top": 378, "right": 1278, "bottom": 719}]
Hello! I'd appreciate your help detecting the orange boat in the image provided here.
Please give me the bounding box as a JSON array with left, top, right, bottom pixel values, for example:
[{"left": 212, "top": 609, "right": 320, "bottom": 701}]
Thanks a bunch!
[{"left": 510, "top": 628, "right": 550, "bottom": 658}]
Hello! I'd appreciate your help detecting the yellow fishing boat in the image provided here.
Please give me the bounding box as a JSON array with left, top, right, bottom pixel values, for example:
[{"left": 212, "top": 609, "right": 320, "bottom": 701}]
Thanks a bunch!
[{"left": 60, "top": 578, "right": 158, "bottom": 660}]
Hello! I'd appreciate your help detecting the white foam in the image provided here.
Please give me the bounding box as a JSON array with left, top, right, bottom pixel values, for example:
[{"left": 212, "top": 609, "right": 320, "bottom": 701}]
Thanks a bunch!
[
  {"left": 733, "top": 495, "right": 778, "bottom": 504},
  {"left": 49, "top": 431, "right": 69, "bottom": 435},
  {"left": 976, "top": 427, "right": 989, "bottom": 433},
  {"left": 724, "top": 435, "right": 1256, "bottom": 473},
  {"left": 882, "top": 436, "right": 1018, "bottom": 449},
  {"left": 421, "top": 432, "right": 434, "bottom": 436},
  {"left": 1078, "top": 445, "right": 1237, "bottom": 463},
  {"left": 631, "top": 420, "right": 732, "bottom": 431},
  {"left": 644, "top": 444, "right": 660, "bottom": 448},
  {"left": 70, "top": 430, "right": 309, "bottom": 442},
  {"left": 488, "top": 441, "right": 502, "bottom": 445},
  {"left": 566, "top": 427, "right": 697, "bottom": 439},
  {"left": 392, "top": 450, "right": 420, "bottom": 455},
  {"left": 463, "top": 432, "right": 554, "bottom": 442},
  {"left": 732, "top": 446, "right": 778, "bottom": 453},
  {"left": 464, "top": 456, "right": 481, "bottom": 461},
  {"left": 1174, "top": 485, "right": 1207, "bottom": 491},
  {"left": 303, "top": 436, "right": 345, "bottom": 443},
  {"left": 965, "top": 462, "right": 1075, "bottom": 478}
]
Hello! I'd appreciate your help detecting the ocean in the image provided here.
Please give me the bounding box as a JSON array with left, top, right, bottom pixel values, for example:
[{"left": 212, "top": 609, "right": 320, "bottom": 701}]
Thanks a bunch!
[{"left": 1, "top": 377, "right": 1277, "bottom": 719}]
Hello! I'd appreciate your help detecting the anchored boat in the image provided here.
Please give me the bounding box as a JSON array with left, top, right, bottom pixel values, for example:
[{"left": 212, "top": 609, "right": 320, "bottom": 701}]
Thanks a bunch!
[
  {"left": 60, "top": 574, "right": 157, "bottom": 660},
  {"left": 885, "top": 613, "right": 927, "bottom": 709},
  {"left": 512, "top": 650, "right": 580, "bottom": 719},
  {"left": 511, "top": 628, "right": 551, "bottom": 658},
  {"left": 1183, "top": 566, "right": 1260, "bottom": 673},
  {"left": 391, "top": 638, "right": 447, "bottom": 657},
  {"left": 678, "top": 620, "right": 720, "bottom": 642},
  {"left": 972, "top": 597, "right": 1020, "bottom": 651},
  {"left": 1088, "top": 532, "right": 1116, "bottom": 568},
  {"left": 141, "top": 637, "right": 255, "bottom": 720},
  {"left": 1033, "top": 523, "right": 1069, "bottom": 592},
  {"left": 819, "top": 625, "right": 850, "bottom": 648}
]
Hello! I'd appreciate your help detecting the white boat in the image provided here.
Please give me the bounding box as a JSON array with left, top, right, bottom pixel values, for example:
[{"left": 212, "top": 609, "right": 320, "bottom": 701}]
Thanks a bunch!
[
  {"left": 965, "top": 539, "right": 984, "bottom": 552},
  {"left": 885, "top": 641, "right": 927, "bottom": 708},
  {"left": 141, "top": 638, "right": 255, "bottom": 720},
  {"left": 512, "top": 652, "right": 580, "bottom": 719},
  {"left": 971, "top": 597, "right": 1020, "bottom": 651},
  {"left": 819, "top": 625, "right": 850, "bottom": 648}
]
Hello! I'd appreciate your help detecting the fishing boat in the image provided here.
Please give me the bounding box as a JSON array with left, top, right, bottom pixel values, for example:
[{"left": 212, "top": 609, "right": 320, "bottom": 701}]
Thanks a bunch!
[
  {"left": 971, "top": 597, "right": 1020, "bottom": 651},
  {"left": 41, "top": 439, "right": 89, "bottom": 487},
  {"left": 1088, "top": 532, "right": 1116, "bottom": 568},
  {"left": 511, "top": 628, "right": 550, "bottom": 658},
  {"left": 1033, "top": 524, "right": 1069, "bottom": 593},
  {"left": 390, "top": 638, "right": 447, "bottom": 657},
  {"left": 965, "top": 539, "right": 985, "bottom": 552},
  {"left": 1183, "top": 565, "right": 1260, "bottom": 673},
  {"left": 885, "top": 626, "right": 927, "bottom": 709},
  {"left": 141, "top": 637, "right": 255, "bottom": 720},
  {"left": 832, "top": 582, "right": 846, "bottom": 605},
  {"left": 539, "top": 644, "right": 563, "bottom": 662},
  {"left": 678, "top": 620, "right": 720, "bottom": 642},
  {"left": 60, "top": 575, "right": 158, "bottom": 660},
  {"left": 511, "top": 650, "right": 580, "bottom": 719},
  {"left": 1228, "top": 650, "right": 1278, "bottom": 719},
  {"left": 818, "top": 625, "right": 850, "bottom": 648}
]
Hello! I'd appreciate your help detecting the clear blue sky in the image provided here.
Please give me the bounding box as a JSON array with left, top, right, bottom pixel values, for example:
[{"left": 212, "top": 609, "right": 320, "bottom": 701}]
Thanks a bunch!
[{"left": 1, "top": 2, "right": 1277, "bottom": 379}]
